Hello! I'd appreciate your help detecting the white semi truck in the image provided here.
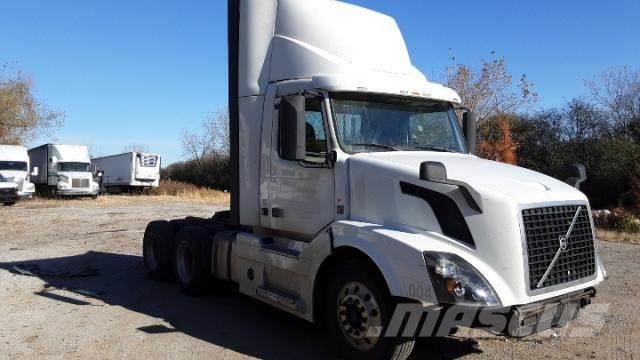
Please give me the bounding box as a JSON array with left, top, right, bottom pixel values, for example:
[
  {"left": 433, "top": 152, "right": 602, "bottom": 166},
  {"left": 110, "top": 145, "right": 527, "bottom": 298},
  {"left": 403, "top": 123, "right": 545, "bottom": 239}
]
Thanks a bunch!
[
  {"left": 0, "top": 173, "right": 20, "bottom": 206},
  {"left": 28, "top": 144, "right": 100, "bottom": 197},
  {"left": 142, "top": 1, "right": 606, "bottom": 359},
  {"left": 91, "top": 152, "right": 161, "bottom": 193},
  {"left": 0, "top": 145, "right": 36, "bottom": 200}
]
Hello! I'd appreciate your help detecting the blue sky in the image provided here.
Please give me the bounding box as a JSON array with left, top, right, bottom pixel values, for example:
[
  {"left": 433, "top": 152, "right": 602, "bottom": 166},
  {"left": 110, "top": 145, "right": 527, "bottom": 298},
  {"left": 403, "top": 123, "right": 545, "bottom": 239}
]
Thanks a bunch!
[{"left": 1, "top": 0, "right": 638, "bottom": 164}]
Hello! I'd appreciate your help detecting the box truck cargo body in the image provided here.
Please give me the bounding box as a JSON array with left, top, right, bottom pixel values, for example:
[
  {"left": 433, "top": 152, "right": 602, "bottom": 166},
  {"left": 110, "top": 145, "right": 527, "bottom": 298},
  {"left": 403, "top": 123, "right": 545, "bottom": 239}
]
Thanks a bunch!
[
  {"left": 28, "top": 144, "right": 99, "bottom": 197},
  {"left": 140, "top": 1, "right": 606, "bottom": 359},
  {"left": 91, "top": 152, "right": 160, "bottom": 192},
  {"left": 0, "top": 145, "right": 36, "bottom": 198}
]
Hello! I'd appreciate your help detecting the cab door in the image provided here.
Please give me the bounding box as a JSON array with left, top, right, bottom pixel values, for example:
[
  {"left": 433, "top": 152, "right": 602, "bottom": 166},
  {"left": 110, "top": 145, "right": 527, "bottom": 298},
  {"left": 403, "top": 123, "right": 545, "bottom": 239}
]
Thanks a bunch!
[{"left": 266, "top": 96, "right": 335, "bottom": 238}]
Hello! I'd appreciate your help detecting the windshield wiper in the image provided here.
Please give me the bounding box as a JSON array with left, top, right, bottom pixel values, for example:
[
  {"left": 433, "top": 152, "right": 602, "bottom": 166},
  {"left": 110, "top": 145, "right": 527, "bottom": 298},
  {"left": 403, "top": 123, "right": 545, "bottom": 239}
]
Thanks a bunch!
[
  {"left": 351, "top": 143, "right": 400, "bottom": 151},
  {"left": 411, "top": 146, "right": 456, "bottom": 153}
]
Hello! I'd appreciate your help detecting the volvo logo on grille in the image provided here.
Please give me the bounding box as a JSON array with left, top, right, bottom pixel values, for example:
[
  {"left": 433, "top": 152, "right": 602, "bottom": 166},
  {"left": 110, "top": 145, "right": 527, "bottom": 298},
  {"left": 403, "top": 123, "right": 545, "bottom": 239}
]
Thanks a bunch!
[
  {"left": 536, "top": 206, "right": 583, "bottom": 288},
  {"left": 559, "top": 236, "right": 568, "bottom": 251}
]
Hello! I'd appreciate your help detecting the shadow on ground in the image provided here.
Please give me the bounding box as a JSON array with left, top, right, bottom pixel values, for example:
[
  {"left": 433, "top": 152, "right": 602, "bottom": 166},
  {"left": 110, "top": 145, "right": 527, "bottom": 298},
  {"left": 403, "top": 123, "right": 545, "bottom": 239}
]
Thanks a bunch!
[{"left": 0, "top": 251, "right": 481, "bottom": 359}]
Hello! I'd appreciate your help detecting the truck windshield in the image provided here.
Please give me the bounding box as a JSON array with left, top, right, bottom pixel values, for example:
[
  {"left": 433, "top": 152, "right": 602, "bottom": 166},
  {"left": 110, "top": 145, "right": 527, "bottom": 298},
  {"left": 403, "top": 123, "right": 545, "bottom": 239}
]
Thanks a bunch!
[
  {"left": 58, "top": 162, "right": 90, "bottom": 172},
  {"left": 0, "top": 161, "right": 28, "bottom": 171},
  {"left": 331, "top": 93, "right": 467, "bottom": 154}
]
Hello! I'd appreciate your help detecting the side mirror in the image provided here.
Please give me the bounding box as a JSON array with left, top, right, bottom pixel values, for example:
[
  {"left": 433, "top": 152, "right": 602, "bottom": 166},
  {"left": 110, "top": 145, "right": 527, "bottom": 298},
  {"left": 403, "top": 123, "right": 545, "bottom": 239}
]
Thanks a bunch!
[
  {"left": 420, "top": 161, "right": 447, "bottom": 182},
  {"left": 565, "top": 163, "right": 587, "bottom": 190},
  {"left": 279, "top": 95, "right": 306, "bottom": 161},
  {"left": 462, "top": 112, "right": 477, "bottom": 155},
  {"left": 31, "top": 167, "right": 39, "bottom": 177}
]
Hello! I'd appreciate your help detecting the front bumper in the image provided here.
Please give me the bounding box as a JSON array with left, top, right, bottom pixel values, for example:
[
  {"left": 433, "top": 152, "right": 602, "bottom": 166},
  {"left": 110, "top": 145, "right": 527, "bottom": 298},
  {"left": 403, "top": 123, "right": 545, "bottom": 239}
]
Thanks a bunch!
[
  {"left": 419, "top": 288, "right": 596, "bottom": 338},
  {"left": 18, "top": 191, "right": 34, "bottom": 199},
  {"left": 0, "top": 191, "right": 20, "bottom": 203},
  {"left": 57, "top": 188, "right": 98, "bottom": 196},
  {"left": 505, "top": 287, "right": 595, "bottom": 337}
]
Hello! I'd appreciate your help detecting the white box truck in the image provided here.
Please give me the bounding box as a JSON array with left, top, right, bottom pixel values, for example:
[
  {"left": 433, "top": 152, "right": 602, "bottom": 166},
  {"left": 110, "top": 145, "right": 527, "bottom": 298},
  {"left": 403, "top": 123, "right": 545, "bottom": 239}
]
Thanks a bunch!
[
  {"left": 28, "top": 144, "right": 99, "bottom": 197},
  {"left": 141, "top": 1, "right": 606, "bottom": 359},
  {"left": 91, "top": 152, "right": 161, "bottom": 193},
  {"left": 0, "top": 145, "right": 36, "bottom": 200}
]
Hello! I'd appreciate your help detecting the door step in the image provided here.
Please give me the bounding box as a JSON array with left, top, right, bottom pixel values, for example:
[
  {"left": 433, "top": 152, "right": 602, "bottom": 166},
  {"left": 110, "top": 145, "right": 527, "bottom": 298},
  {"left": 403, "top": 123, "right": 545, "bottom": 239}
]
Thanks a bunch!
[
  {"left": 256, "top": 286, "right": 306, "bottom": 313},
  {"left": 260, "top": 238, "right": 300, "bottom": 260}
]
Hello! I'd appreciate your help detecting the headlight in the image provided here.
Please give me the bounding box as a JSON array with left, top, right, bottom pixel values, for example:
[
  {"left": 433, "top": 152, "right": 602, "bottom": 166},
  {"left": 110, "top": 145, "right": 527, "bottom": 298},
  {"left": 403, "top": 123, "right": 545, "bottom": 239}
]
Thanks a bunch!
[
  {"left": 58, "top": 175, "right": 69, "bottom": 183},
  {"left": 424, "top": 252, "right": 500, "bottom": 307}
]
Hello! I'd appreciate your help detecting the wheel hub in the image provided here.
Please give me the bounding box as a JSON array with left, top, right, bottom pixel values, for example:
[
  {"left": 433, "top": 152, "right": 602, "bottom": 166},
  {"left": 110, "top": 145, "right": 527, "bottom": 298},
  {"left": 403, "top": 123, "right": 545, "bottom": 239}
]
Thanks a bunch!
[{"left": 337, "top": 282, "right": 382, "bottom": 351}]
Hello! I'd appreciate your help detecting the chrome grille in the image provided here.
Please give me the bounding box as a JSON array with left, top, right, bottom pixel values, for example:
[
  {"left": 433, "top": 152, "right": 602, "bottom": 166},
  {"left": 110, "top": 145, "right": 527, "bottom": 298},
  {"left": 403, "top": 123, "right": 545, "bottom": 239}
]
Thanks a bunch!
[
  {"left": 522, "top": 205, "right": 596, "bottom": 290},
  {"left": 71, "top": 178, "right": 90, "bottom": 188}
]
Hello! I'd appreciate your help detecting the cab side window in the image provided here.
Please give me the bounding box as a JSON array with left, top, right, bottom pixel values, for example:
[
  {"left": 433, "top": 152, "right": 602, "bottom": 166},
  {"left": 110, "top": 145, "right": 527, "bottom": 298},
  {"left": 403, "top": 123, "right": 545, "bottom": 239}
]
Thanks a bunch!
[{"left": 304, "top": 98, "right": 327, "bottom": 163}]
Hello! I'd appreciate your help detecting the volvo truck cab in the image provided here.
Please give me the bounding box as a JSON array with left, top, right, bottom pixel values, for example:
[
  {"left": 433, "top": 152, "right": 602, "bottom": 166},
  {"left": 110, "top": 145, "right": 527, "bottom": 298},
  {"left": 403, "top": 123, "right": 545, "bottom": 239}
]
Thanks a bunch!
[
  {"left": 0, "top": 145, "right": 36, "bottom": 199},
  {"left": 142, "top": 1, "right": 605, "bottom": 359}
]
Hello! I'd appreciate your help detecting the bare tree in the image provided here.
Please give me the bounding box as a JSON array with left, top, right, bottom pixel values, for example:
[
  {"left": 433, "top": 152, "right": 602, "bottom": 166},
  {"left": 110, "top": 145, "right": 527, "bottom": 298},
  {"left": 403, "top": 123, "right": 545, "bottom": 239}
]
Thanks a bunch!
[
  {"left": 445, "top": 54, "right": 537, "bottom": 122},
  {"left": 0, "top": 66, "right": 64, "bottom": 144},
  {"left": 181, "top": 109, "right": 229, "bottom": 167},
  {"left": 586, "top": 66, "right": 640, "bottom": 142}
]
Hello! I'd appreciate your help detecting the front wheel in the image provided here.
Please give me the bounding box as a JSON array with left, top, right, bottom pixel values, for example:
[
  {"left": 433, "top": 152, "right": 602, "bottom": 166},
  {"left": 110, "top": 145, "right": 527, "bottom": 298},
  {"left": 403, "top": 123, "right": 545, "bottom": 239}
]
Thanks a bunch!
[
  {"left": 3, "top": 202, "right": 16, "bottom": 206},
  {"left": 324, "top": 259, "right": 415, "bottom": 360}
]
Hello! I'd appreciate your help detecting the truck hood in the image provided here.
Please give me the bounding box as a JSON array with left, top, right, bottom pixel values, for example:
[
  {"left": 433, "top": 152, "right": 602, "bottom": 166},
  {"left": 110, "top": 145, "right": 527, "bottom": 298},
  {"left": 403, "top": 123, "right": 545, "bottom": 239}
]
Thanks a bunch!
[
  {"left": 0, "top": 170, "right": 27, "bottom": 182},
  {"left": 353, "top": 152, "right": 587, "bottom": 204},
  {"left": 0, "top": 181, "right": 17, "bottom": 190}
]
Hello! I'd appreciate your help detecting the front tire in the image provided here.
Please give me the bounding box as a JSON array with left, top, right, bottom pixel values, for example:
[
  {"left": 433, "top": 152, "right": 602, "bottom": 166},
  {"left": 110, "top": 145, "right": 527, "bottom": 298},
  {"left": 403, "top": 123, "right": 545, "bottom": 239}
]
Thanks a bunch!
[
  {"left": 3, "top": 202, "right": 16, "bottom": 206},
  {"left": 324, "top": 259, "right": 415, "bottom": 360}
]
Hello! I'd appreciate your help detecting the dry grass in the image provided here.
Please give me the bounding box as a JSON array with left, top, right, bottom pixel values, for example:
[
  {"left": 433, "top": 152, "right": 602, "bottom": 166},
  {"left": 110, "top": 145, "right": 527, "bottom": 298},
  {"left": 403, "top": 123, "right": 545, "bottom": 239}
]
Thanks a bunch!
[
  {"left": 15, "top": 180, "right": 229, "bottom": 209},
  {"left": 597, "top": 228, "right": 640, "bottom": 245},
  {"left": 150, "top": 180, "right": 230, "bottom": 204}
]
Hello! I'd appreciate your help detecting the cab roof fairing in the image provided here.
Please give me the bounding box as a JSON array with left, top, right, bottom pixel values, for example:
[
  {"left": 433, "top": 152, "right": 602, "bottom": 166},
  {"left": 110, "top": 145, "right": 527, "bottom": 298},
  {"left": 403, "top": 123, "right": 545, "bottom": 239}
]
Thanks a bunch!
[{"left": 237, "top": 0, "right": 461, "bottom": 104}]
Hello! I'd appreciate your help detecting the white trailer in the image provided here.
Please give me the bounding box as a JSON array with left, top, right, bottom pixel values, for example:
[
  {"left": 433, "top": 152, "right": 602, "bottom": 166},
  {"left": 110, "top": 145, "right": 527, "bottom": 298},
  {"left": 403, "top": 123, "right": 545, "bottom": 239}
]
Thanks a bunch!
[
  {"left": 91, "top": 152, "right": 161, "bottom": 193},
  {"left": 28, "top": 144, "right": 99, "bottom": 197},
  {"left": 0, "top": 145, "right": 36, "bottom": 199},
  {"left": 141, "top": 1, "right": 606, "bottom": 359}
]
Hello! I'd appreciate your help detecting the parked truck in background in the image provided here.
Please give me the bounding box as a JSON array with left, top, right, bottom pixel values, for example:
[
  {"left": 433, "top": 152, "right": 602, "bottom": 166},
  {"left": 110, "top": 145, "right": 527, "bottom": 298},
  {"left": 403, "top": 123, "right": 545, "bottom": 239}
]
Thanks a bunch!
[
  {"left": 91, "top": 152, "right": 161, "bottom": 193},
  {"left": 0, "top": 173, "right": 19, "bottom": 206},
  {"left": 28, "top": 144, "right": 99, "bottom": 197},
  {"left": 141, "top": 1, "right": 606, "bottom": 359},
  {"left": 0, "top": 145, "right": 36, "bottom": 200}
]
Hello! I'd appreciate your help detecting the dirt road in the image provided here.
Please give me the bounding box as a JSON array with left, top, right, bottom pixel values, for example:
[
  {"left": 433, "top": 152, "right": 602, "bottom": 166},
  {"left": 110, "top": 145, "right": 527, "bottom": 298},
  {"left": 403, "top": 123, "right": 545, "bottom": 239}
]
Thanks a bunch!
[{"left": 0, "top": 197, "right": 638, "bottom": 359}]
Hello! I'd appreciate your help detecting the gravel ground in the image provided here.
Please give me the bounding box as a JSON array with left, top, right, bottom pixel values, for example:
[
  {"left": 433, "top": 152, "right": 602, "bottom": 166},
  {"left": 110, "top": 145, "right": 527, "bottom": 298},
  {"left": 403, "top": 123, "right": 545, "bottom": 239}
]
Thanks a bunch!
[{"left": 0, "top": 197, "right": 638, "bottom": 359}]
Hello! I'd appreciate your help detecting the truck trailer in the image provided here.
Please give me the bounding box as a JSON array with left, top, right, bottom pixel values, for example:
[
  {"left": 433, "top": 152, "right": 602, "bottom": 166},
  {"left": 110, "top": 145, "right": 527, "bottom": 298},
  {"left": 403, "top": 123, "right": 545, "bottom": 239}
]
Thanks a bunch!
[
  {"left": 142, "top": 1, "right": 606, "bottom": 359},
  {"left": 0, "top": 145, "right": 36, "bottom": 200},
  {"left": 91, "top": 152, "right": 161, "bottom": 193},
  {"left": 28, "top": 144, "right": 100, "bottom": 197}
]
